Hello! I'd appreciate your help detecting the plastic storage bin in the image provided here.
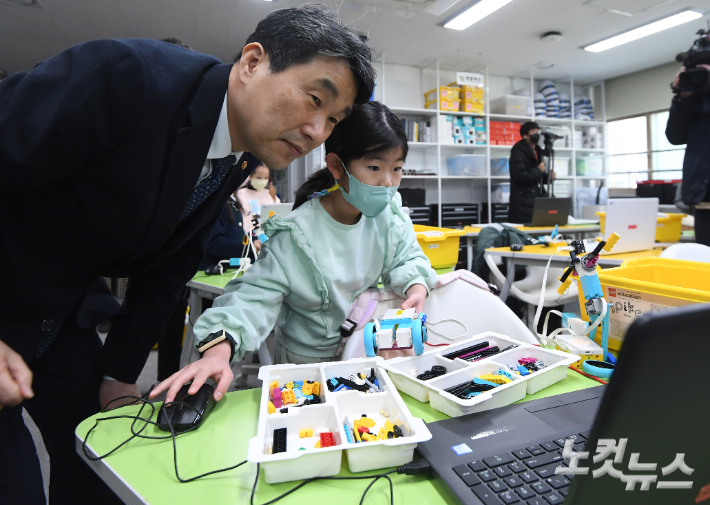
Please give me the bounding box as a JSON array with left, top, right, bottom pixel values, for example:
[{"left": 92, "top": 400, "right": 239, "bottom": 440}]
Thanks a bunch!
[
  {"left": 248, "top": 357, "right": 432, "bottom": 483},
  {"left": 446, "top": 154, "right": 486, "bottom": 176},
  {"left": 576, "top": 157, "right": 604, "bottom": 177},
  {"left": 576, "top": 258, "right": 710, "bottom": 351},
  {"left": 424, "top": 86, "right": 460, "bottom": 103},
  {"left": 490, "top": 95, "right": 530, "bottom": 116},
  {"left": 491, "top": 184, "right": 510, "bottom": 204},
  {"left": 552, "top": 157, "right": 570, "bottom": 177},
  {"left": 380, "top": 332, "right": 579, "bottom": 417},
  {"left": 425, "top": 98, "right": 461, "bottom": 112},
  {"left": 412, "top": 224, "right": 465, "bottom": 269},
  {"left": 461, "top": 99, "right": 485, "bottom": 114},
  {"left": 596, "top": 211, "right": 686, "bottom": 242},
  {"left": 490, "top": 157, "right": 510, "bottom": 176}
]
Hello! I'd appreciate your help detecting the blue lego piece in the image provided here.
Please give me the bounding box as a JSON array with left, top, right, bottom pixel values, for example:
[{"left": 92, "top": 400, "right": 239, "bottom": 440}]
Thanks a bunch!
[
  {"left": 580, "top": 275, "right": 604, "bottom": 301},
  {"left": 294, "top": 381, "right": 304, "bottom": 389},
  {"left": 517, "top": 365, "right": 530, "bottom": 376},
  {"left": 473, "top": 377, "right": 499, "bottom": 387},
  {"left": 465, "top": 392, "right": 481, "bottom": 399},
  {"left": 334, "top": 384, "right": 347, "bottom": 392},
  {"left": 293, "top": 388, "right": 303, "bottom": 399}
]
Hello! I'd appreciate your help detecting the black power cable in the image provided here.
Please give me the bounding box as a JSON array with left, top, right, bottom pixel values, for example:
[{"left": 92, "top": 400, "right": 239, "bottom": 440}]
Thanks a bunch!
[{"left": 83, "top": 393, "right": 432, "bottom": 502}]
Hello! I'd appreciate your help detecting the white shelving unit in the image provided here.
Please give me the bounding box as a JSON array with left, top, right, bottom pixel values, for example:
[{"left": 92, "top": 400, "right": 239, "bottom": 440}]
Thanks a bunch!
[{"left": 377, "top": 58, "right": 608, "bottom": 227}]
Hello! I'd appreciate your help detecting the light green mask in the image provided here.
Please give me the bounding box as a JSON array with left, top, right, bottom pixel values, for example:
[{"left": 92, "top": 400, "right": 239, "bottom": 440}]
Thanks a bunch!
[{"left": 339, "top": 160, "right": 399, "bottom": 218}]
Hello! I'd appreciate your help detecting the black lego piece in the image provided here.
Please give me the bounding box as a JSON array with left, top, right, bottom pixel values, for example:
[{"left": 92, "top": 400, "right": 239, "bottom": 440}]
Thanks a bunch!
[{"left": 273, "top": 428, "right": 287, "bottom": 454}]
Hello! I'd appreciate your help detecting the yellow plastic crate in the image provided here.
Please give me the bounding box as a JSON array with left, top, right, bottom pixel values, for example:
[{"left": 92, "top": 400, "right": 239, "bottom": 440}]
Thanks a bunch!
[
  {"left": 575, "top": 257, "right": 710, "bottom": 350},
  {"left": 461, "top": 99, "right": 485, "bottom": 114},
  {"left": 425, "top": 98, "right": 461, "bottom": 111},
  {"left": 596, "top": 211, "right": 686, "bottom": 243},
  {"left": 448, "top": 83, "right": 484, "bottom": 101},
  {"left": 413, "top": 224, "right": 465, "bottom": 269},
  {"left": 424, "top": 86, "right": 460, "bottom": 103}
]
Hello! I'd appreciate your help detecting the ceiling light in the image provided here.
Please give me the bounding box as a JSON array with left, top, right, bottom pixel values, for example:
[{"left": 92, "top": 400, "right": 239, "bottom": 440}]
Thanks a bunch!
[
  {"left": 444, "top": 0, "right": 515, "bottom": 31},
  {"left": 584, "top": 9, "right": 704, "bottom": 52},
  {"left": 540, "top": 31, "right": 563, "bottom": 43},
  {"left": 535, "top": 61, "right": 554, "bottom": 69}
]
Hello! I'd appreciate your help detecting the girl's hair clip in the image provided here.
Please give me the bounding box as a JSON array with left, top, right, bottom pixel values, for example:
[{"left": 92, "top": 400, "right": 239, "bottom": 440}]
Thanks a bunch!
[{"left": 307, "top": 184, "right": 340, "bottom": 200}]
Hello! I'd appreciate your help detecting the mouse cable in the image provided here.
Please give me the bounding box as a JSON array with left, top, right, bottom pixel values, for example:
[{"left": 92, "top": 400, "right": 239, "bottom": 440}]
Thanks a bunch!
[
  {"left": 82, "top": 394, "right": 247, "bottom": 483},
  {"left": 250, "top": 459, "right": 432, "bottom": 505}
]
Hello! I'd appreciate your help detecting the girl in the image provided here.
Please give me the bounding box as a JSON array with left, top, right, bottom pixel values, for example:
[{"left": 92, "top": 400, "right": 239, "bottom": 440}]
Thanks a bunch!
[
  {"left": 236, "top": 162, "right": 280, "bottom": 253},
  {"left": 152, "top": 101, "right": 437, "bottom": 403}
]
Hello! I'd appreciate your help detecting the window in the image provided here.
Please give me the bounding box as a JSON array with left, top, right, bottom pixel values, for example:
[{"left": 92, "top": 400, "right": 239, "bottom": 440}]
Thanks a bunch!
[{"left": 607, "top": 111, "right": 685, "bottom": 188}]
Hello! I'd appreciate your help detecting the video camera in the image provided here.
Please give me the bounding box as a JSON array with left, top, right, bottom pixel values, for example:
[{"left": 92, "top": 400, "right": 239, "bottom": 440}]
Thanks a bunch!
[
  {"left": 541, "top": 130, "right": 562, "bottom": 156},
  {"left": 674, "top": 28, "right": 710, "bottom": 94}
]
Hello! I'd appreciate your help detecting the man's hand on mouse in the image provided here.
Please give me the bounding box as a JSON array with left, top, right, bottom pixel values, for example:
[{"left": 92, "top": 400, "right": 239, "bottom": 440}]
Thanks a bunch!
[
  {"left": 0, "top": 339, "right": 34, "bottom": 410},
  {"left": 99, "top": 380, "right": 141, "bottom": 411},
  {"left": 150, "top": 340, "right": 233, "bottom": 404}
]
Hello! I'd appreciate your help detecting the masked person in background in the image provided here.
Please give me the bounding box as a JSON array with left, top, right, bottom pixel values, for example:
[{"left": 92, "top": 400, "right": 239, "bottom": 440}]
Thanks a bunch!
[
  {"left": 151, "top": 101, "right": 438, "bottom": 403},
  {"left": 509, "top": 121, "right": 554, "bottom": 224},
  {"left": 236, "top": 162, "right": 280, "bottom": 253}
]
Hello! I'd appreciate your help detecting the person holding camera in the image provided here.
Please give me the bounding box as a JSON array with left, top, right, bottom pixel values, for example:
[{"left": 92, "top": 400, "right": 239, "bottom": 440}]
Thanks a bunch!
[
  {"left": 509, "top": 121, "right": 555, "bottom": 224},
  {"left": 666, "top": 62, "right": 710, "bottom": 246}
]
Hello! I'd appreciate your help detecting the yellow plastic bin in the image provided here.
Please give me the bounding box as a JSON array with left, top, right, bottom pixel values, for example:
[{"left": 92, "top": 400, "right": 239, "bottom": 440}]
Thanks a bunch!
[
  {"left": 576, "top": 257, "right": 710, "bottom": 351},
  {"left": 596, "top": 211, "right": 686, "bottom": 242},
  {"left": 413, "top": 224, "right": 465, "bottom": 269}
]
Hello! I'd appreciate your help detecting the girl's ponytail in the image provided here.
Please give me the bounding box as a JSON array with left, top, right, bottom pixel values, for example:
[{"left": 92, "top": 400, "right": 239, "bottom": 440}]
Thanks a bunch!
[{"left": 293, "top": 168, "right": 336, "bottom": 210}]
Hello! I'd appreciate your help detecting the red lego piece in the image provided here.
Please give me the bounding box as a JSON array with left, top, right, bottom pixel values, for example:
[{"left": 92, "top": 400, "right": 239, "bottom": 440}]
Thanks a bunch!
[
  {"left": 319, "top": 432, "right": 335, "bottom": 448},
  {"left": 357, "top": 426, "right": 370, "bottom": 434}
]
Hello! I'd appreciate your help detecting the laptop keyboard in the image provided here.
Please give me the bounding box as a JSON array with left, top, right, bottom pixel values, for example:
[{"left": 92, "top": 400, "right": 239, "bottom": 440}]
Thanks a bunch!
[{"left": 451, "top": 432, "right": 589, "bottom": 504}]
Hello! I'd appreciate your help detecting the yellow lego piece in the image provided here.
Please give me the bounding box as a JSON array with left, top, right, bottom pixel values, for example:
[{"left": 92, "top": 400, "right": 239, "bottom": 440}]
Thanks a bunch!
[
  {"left": 282, "top": 389, "right": 296, "bottom": 404},
  {"left": 267, "top": 401, "right": 276, "bottom": 414},
  {"left": 396, "top": 310, "right": 403, "bottom": 315},
  {"left": 557, "top": 277, "right": 572, "bottom": 296},
  {"left": 312, "top": 382, "right": 320, "bottom": 396},
  {"left": 269, "top": 211, "right": 276, "bottom": 218},
  {"left": 285, "top": 382, "right": 294, "bottom": 390},
  {"left": 357, "top": 417, "right": 376, "bottom": 428},
  {"left": 269, "top": 381, "right": 278, "bottom": 397},
  {"left": 603, "top": 233, "right": 620, "bottom": 252},
  {"left": 299, "top": 429, "right": 313, "bottom": 438},
  {"left": 315, "top": 440, "right": 321, "bottom": 448},
  {"left": 377, "top": 427, "right": 385, "bottom": 441},
  {"left": 361, "top": 433, "right": 377, "bottom": 442},
  {"left": 302, "top": 381, "right": 314, "bottom": 396},
  {"left": 479, "top": 374, "right": 508, "bottom": 384}
]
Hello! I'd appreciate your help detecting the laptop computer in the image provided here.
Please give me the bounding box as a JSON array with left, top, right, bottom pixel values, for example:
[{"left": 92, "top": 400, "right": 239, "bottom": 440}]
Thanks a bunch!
[
  {"left": 260, "top": 202, "right": 293, "bottom": 219},
  {"left": 593, "top": 198, "right": 659, "bottom": 254},
  {"left": 416, "top": 303, "right": 710, "bottom": 504},
  {"left": 527, "top": 198, "right": 571, "bottom": 227}
]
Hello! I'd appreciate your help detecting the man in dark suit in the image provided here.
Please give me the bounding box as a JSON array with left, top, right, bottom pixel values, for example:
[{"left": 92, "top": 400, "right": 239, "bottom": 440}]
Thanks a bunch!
[
  {"left": 0, "top": 5, "right": 374, "bottom": 504},
  {"left": 508, "top": 121, "right": 555, "bottom": 224}
]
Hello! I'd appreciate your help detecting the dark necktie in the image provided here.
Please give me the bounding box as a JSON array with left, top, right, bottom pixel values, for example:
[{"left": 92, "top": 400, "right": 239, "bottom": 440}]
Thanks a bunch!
[{"left": 180, "top": 154, "right": 237, "bottom": 221}]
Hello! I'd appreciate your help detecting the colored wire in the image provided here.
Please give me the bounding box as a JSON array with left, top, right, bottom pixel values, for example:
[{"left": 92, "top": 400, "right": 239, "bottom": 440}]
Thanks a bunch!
[
  {"left": 81, "top": 393, "right": 247, "bottom": 483},
  {"left": 568, "top": 365, "right": 608, "bottom": 385}
]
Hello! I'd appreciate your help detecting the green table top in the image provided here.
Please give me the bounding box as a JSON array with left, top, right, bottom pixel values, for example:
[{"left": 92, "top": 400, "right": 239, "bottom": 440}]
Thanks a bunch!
[
  {"left": 190, "top": 271, "right": 240, "bottom": 291},
  {"left": 76, "top": 369, "right": 599, "bottom": 505}
]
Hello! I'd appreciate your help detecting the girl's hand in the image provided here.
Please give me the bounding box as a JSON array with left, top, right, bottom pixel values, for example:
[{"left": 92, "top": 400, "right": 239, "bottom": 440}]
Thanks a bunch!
[
  {"left": 254, "top": 239, "right": 262, "bottom": 253},
  {"left": 402, "top": 284, "right": 427, "bottom": 313},
  {"left": 149, "top": 341, "right": 233, "bottom": 403}
]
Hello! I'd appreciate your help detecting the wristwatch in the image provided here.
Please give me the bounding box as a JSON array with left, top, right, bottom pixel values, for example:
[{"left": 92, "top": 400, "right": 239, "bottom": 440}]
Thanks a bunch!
[{"left": 196, "top": 329, "right": 237, "bottom": 362}]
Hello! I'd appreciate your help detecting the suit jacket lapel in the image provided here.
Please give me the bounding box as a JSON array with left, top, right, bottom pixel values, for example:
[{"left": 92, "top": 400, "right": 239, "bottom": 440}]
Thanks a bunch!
[{"left": 127, "top": 63, "right": 232, "bottom": 261}]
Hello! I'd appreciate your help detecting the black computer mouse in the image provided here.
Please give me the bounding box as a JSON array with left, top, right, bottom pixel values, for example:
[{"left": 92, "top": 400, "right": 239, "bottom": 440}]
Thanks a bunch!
[
  {"left": 510, "top": 243, "right": 524, "bottom": 251},
  {"left": 204, "top": 264, "right": 223, "bottom": 276},
  {"left": 156, "top": 383, "right": 216, "bottom": 433}
]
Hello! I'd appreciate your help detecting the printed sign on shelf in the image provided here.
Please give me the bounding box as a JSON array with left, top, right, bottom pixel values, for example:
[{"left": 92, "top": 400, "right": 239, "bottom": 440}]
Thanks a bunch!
[{"left": 456, "top": 72, "right": 484, "bottom": 87}]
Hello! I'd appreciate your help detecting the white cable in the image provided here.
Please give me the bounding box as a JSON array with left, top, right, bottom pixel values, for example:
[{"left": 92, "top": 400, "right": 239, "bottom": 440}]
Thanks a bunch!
[
  {"left": 424, "top": 319, "right": 468, "bottom": 341},
  {"left": 533, "top": 246, "right": 573, "bottom": 344}
]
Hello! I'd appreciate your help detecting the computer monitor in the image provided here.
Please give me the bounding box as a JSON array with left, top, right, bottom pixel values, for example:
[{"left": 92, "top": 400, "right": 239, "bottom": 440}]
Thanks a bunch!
[{"left": 530, "top": 198, "right": 571, "bottom": 227}]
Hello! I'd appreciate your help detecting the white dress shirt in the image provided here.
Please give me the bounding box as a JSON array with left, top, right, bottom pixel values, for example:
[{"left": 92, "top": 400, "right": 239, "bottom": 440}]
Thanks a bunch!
[{"left": 196, "top": 93, "right": 243, "bottom": 187}]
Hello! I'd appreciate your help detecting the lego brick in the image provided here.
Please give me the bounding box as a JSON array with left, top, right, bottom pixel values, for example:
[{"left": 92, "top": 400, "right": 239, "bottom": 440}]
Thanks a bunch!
[
  {"left": 281, "top": 389, "right": 296, "bottom": 404},
  {"left": 273, "top": 428, "right": 287, "bottom": 454},
  {"left": 319, "top": 432, "right": 335, "bottom": 448},
  {"left": 299, "top": 429, "right": 313, "bottom": 438},
  {"left": 272, "top": 388, "right": 283, "bottom": 408}
]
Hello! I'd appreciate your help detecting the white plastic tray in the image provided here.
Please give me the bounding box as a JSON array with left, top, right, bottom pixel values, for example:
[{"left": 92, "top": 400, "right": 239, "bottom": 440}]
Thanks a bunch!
[
  {"left": 381, "top": 332, "right": 579, "bottom": 417},
  {"left": 247, "top": 357, "right": 432, "bottom": 484}
]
